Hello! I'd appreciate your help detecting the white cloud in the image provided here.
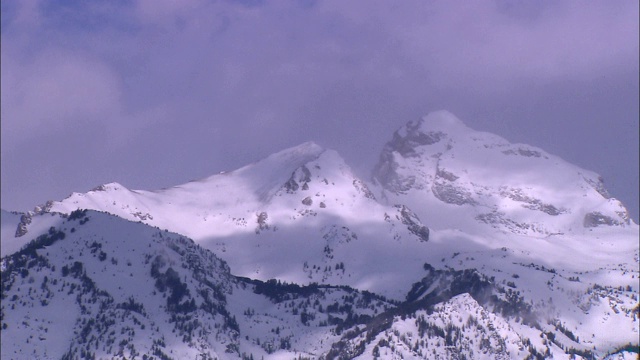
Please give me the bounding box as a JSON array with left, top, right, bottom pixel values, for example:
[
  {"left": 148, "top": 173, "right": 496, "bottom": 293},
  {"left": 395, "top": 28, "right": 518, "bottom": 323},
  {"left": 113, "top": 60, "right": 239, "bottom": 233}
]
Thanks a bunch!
[
  {"left": 316, "top": 0, "right": 639, "bottom": 90},
  {"left": 1, "top": 48, "right": 122, "bottom": 139},
  {"left": 1, "top": 0, "right": 637, "bottom": 219}
]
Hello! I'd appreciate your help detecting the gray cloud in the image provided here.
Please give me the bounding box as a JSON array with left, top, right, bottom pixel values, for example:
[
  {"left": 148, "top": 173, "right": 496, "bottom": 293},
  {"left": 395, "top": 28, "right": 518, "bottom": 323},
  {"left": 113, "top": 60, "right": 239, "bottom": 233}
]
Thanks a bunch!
[{"left": 1, "top": 0, "right": 638, "bottom": 220}]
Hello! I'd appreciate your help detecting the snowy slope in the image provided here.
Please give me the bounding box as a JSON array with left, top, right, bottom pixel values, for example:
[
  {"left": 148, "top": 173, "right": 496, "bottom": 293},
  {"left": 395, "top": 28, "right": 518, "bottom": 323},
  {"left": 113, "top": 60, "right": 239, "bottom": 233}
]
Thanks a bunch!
[
  {"left": 2, "top": 210, "right": 237, "bottom": 359},
  {"left": 372, "top": 110, "right": 634, "bottom": 236},
  {"left": 47, "top": 142, "right": 432, "bottom": 299},
  {"left": 1, "top": 208, "right": 64, "bottom": 257},
  {"left": 353, "top": 293, "right": 535, "bottom": 360},
  {"left": 0, "top": 210, "right": 401, "bottom": 359},
  {"left": 3, "top": 211, "right": 635, "bottom": 359},
  {"left": 1, "top": 210, "right": 23, "bottom": 256}
]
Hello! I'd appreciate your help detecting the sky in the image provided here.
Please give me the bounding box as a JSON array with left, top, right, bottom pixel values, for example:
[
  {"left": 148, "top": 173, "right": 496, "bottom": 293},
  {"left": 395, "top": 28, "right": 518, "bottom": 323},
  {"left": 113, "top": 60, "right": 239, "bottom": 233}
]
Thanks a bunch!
[{"left": 1, "top": 0, "right": 638, "bottom": 221}]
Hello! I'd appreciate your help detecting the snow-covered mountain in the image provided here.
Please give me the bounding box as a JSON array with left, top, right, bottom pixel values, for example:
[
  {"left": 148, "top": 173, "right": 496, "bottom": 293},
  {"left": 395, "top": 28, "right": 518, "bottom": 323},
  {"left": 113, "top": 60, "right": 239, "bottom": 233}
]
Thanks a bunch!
[
  {"left": 2, "top": 211, "right": 637, "bottom": 359},
  {"left": 43, "top": 142, "right": 431, "bottom": 299},
  {"left": 2, "top": 111, "right": 638, "bottom": 359},
  {"left": 372, "top": 110, "right": 633, "bottom": 236},
  {"left": 1, "top": 210, "right": 403, "bottom": 359}
]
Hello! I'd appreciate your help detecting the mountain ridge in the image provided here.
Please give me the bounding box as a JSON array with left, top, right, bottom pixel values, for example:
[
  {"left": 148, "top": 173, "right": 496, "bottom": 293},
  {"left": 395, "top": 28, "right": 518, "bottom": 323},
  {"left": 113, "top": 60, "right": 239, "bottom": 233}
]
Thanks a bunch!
[
  {"left": 2, "top": 111, "right": 638, "bottom": 359},
  {"left": 43, "top": 141, "right": 433, "bottom": 299},
  {"left": 2, "top": 209, "right": 637, "bottom": 359}
]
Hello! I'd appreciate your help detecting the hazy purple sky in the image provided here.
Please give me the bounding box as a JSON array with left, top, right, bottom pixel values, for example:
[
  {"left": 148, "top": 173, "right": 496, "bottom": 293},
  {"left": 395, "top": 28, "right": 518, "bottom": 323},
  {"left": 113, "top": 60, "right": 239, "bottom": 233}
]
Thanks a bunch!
[{"left": 2, "top": 0, "right": 638, "bottom": 221}]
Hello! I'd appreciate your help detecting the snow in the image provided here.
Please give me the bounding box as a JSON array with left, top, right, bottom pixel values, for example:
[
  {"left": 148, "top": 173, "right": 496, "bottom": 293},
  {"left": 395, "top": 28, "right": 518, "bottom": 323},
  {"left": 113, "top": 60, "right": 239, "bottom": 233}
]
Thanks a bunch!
[
  {"left": 1, "top": 209, "right": 65, "bottom": 257},
  {"left": 374, "top": 111, "right": 635, "bottom": 238},
  {"left": 3, "top": 110, "right": 637, "bottom": 359},
  {"left": 0, "top": 209, "right": 22, "bottom": 255},
  {"left": 420, "top": 109, "right": 470, "bottom": 132}
]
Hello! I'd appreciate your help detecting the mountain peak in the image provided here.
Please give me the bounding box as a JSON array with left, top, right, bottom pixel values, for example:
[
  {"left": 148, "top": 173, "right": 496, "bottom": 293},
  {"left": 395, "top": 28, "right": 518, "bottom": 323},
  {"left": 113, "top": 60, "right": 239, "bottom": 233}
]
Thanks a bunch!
[
  {"left": 417, "top": 110, "right": 468, "bottom": 133},
  {"left": 268, "top": 141, "right": 324, "bottom": 161},
  {"left": 394, "top": 110, "right": 469, "bottom": 140},
  {"left": 373, "top": 111, "right": 634, "bottom": 235},
  {"left": 289, "top": 140, "right": 324, "bottom": 154},
  {"left": 234, "top": 141, "right": 326, "bottom": 176},
  {"left": 90, "top": 182, "right": 127, "bottom": 192}
]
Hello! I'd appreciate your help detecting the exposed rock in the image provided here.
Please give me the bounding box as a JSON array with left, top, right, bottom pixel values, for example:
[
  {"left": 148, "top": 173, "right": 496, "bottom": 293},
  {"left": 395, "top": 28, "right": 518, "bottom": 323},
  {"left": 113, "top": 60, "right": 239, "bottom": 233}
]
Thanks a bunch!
[
  {"left": 395, "top": 205, "right": 429, "bottom": 242},
  {"left": 372, "top": 153, "right": 417, "bottom": 194},
  {"left": 255, "top": 211, "right": 269, "bottom": 232},
  {"left": 352, "top": 179, "right": 376, "bottom": 200},
  {"left": 583, "top": 212, "right": 623, "bottom": 227},
  {"left": 132, "top": 212, "right": 153, "bottom": 221},
  {"left": 284, "top": 177, "right": 299, "bottom": 193},
  {"left": 15, "top": 213, "right": 32, "bottom": 237},
  {"left": 301, "top": 197, "right": 313, "bottom": 206},
  {"left": 284, "top": 166, "right": 312, "bottom": 194},
  {"left": 500, "top": 188, "right": 566, "bottom": 216},
  {"left": 372, "top": 119, "right": 446, "bottom": 193},
  {"left": 33, "top": 200, "right": 54, "bottom": 214},
  {"left": 432, "top": 182, "right": 476, "bottom": 206},
  {"left": 528, "top": 203, "right": 564, "bottom": 216},
  {"left": 583, "top": 176, "right": 611, "bottom": 199},
  {"left": 615, "top": 210, "right": 631, "bottom": 225},
  {"left": 476, "top": 211, "right": 547, "bottom": 234},
  {"left": 435, "top": 166, "right": 459, "bottom": 182},
  {"left": 390, "top": 130, "right": 446, "bottom": 158},
  {"left": 502, "top": 147, "right": 543, "bottom": 158},
  {"left": 90, "top": 184, "right": 108, "bottom": 192}
]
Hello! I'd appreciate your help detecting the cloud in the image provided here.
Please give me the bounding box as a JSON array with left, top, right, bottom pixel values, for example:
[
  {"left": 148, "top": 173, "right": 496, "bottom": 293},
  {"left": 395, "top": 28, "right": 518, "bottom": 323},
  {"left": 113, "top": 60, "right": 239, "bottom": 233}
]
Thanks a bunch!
[
  {"left": 1, "top": 0, "right": 638, "bottom": 220},
  {"left": 2, "top": 50, "right": 122, "bottom": 137},
  {"left": 317, "top": 0, "right": 639, "bottom": 91},
  {"left": 6, "top": 0, "right": 635, "bottom": 138}
]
